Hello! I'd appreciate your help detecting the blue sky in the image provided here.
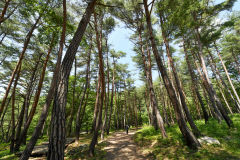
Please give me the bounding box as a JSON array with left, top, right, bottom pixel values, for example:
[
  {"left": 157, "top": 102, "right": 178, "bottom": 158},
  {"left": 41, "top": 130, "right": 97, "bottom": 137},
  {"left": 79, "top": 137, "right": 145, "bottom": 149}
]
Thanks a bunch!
[{"left": 108, "top": 0, "right": 240, "bottom": 87}]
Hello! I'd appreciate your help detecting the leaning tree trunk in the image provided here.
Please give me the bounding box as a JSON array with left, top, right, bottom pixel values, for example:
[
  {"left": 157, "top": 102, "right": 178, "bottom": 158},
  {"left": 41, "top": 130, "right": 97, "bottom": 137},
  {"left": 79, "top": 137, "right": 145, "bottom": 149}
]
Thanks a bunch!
[
  {"left": 47, "top": 1, "right": 96, "bottom": 159},
  {"left": 0, "top": 0, "right": 11, "bottom": 25},
  {"left": 10, "top": 64, "right": 21, "bottom": 153},
  {"left": 20, "top": 0, "right": 67, "bottom": 158},
  {"left": 77, "top": 82, "right": 91, "bottom": 135},
  {"left": 0, "top": 15, "right": 41, "bottom": 118},
  {"left": 183, "top": 40, "right": 209, "bottom": 124},
  {"left": 138, "top": 26, "right": 167, "bottom": 137},
  {"left": 15, "top": 36, "right": 54, "bottom": 152},
  {"left": 14, "top": 52, "right": 43, "bottom": 145},
  {"left": 91, "top": 73, "right": 101, "bottom": 134},
  {"left": 192, "top": 49, "right": 223, "bottom": 121},
  {"left": 193, "top": 27, "right": 233, "bottom": 127},
  {"left": 143, "top": 0, "right": 200, "bottom": 149},
  {"left": 207, "top": 52, "right": 234, "bottom": 114},
  {"left": 159, "top": 15, "right": 201, "bottom": 137},
  {"left": 214, "top": 42, "right": 240, "bottom": 111},
  {"left": 101, "top": 38, "right": 110, "bottom": 140},
  {"left": 89, "top": 11, "right": 105, "bottom": 156},
  {"left": 106, "top": 60, "right": 115, "bottom": 135},
  {"left": 67, "top": 57, "right": 77, "bottom": 136},
  {"left": 208, "top": 51, "right": 240, "bottom": 112},
  {"left": 75, "top": 44, "right": 91, "bottom": 140},
  {"left": 145, "top": 86, "right": 152, "bottom": 124},
  {"left": 0, "top": 96, "right": 12, "bottom": 142}
]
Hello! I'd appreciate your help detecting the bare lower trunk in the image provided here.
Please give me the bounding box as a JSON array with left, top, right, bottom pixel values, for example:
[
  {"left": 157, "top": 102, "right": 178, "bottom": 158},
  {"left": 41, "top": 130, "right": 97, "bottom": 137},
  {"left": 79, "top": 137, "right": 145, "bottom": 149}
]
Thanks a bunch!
[
  {"left": 214, "top": 43, "right": 240, "bottom": 111},
  {"left": 193, "top": 27, "right": 233, "bottom": 127},
  {"left": 106, "top": 67, "right": 115, "bottom": 135},
  {"left": 101, "top": 38, "right": 110, "bottom": 140},
  {"left": 15, "top": 36, "right": 54, "bottom": 152},
  {"left": 91, "top": 74, "right": 101, "bottom": 134},
  {"left": 183, "top": 40, "right": 208, "bottom": 123},
  {"left": 67, "top": 57, "right": 77, "bottom": 136},
  {"left": 143, "top": 0, "right": 200, "bottom": 149},
  {"left": 20, "top": 0, "right": 83, "bottom": 159},
  {"left": 160, "top": 22, "right": 201, "bottom": 137},
  {"left": 47, "top": 0, "right": 96, "bottom": 157},
  {"left": 77, "top": 84, "right": 90, "bottom": 135},
  {"left": 75, "top": 45, "right": 91, "bottom": 140},
  {"left": 89, "top": 11, "right": 105, "bottom": 156},
  {"left": 137, "top": 25, "right": 167, "bottom": 137},
  {"left": 207, "top": 54, "right": 234, "bottom": 114},
  {"left": 10, "top": 64, "right": 21, "bottom": 153}
]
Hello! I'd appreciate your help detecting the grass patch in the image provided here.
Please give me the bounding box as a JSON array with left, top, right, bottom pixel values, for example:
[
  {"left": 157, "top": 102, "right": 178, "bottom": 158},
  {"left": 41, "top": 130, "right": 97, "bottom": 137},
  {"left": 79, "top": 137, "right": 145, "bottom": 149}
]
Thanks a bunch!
[
  {"left": 0, "top": 129, "right": 118, "bottom": 160},
  {"left": 133, "top": 114, "right": 240, "bottom": 160},
  {"left": 0, "top": 135, "right": 50, "bottom": 159}
]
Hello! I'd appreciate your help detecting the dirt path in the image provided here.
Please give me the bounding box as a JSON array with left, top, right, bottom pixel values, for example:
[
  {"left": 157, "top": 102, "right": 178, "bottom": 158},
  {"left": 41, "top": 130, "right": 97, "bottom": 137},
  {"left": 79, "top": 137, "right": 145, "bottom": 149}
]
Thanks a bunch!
[{"left": 103, "top": 130, "right": 147, "bottom": 160}]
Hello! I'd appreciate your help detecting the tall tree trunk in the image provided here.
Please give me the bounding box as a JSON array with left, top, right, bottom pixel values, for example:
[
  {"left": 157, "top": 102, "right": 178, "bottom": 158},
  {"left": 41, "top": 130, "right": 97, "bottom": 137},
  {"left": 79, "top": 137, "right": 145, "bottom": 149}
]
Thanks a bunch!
[
  {"left": 91, "top": 73, "right": 101, "bottom": 134},
  {"left": 0, "top": 15, "right": 41, "bottom": 118},
  {"left": 77, "top": 82, "right": 91, "bottom": 136},
  {"left": 75, "top": 44, "right": 91, "bottom": 140},
  {"left": 20, "top": 53, "right": 43, "bottom": 146},
  {"left": 145, "top": 86, "right": 152, "bottom": 124},
  {"left": 193, "top": 26, "right": 233, "bottom": 127},
  {"left": 89, "top": 11, "right": 105, "bottom": 156},
  {"left": 158, "top": 85, "right": 170, "bottom": 127},
  {"left": 214, "top": 42, "right": 240, "bottom": 111},
  {"left": 210, "top": 55, "right": 240, "bottom": 112},
  {"left": 143, "top": 0, "right": 200, "bottom": 149},
  {"left": 137, "top": 26, "right": 167, "bottom": 137},
  {"left": 10, "top": 64, "right": 21, "bottom": 152},
  {"left": 183, "top": 40, "right": 208, "bottom": 123},
  {"left": 167, "top": 99, "right": 175, "bottom": 124},
  {"left": 0, "top": 96, "right": 11, "bottom": 142},
  {"left": 160, "top": 15, "right": 201, "bottom": 137},
  {"left": 6, "top": 119, "right": 12, "bottom": 142},
  {"left": 106, "top": 61, "right": 115, "bottom": 135},
  {"left": 15, "top": 36, "right": 55, "bottom": 152},
  {"left": 47, "top": 1, "right": 96, "bottom": 159},
  {"left": 101, "top": 38, "right": 110, "bottom": 140},
  {"left": 192, "top": 51, "right": 222, "bottom": 120},
  {"left": 207, "top": 53, "right": 234, "bottom": 114},
  {"left": 115, "top": 83, "right": 119, "bottom": 129},
  {"left": 20, "top": 0, "right": 67, "bottom": 157},
  {"left": 67, "top": 57, "right": 77, "bottom": 136}
]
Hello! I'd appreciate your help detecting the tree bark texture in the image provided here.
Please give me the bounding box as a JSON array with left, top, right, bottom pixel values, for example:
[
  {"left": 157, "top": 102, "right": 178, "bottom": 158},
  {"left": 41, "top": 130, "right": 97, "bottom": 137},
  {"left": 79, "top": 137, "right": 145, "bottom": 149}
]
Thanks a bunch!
[{"left": 143, "top": 0, "right": 200, "bottom": 149}]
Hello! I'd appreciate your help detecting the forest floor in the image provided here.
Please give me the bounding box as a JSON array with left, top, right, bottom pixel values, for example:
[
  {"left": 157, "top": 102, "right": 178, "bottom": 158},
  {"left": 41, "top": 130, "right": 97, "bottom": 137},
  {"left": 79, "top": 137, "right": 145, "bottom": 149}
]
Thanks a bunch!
[
  {"left": 133, "top": 114, "right": 240, "bottom": 159},
  {"left": 1, "top": 114, "right": 240, "bottom": 160}
]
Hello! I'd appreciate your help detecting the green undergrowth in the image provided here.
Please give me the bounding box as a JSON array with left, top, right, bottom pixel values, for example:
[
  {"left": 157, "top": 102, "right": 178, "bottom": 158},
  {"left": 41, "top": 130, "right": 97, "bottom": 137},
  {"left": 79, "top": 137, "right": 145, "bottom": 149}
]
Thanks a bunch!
[
  {"left": 0, "top": 135, "right": 49, "bottom": 160},
  {"left": 0, "top": 128, "right": 117, "bottom": 160},
  {"left": 134, "top": 114, "right": 240, "bottom": 160}
]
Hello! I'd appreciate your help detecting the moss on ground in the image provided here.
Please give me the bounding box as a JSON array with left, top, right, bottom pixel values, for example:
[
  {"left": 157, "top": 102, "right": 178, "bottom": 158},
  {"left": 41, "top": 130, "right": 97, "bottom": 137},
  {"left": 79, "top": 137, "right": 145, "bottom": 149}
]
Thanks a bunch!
[{"left": 134, "top": 114, "right": 240, "bottom": 160}]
